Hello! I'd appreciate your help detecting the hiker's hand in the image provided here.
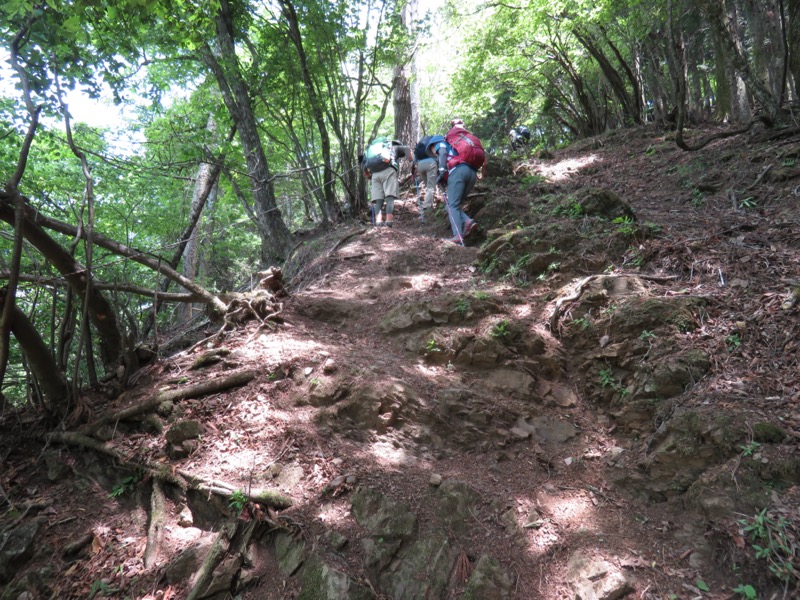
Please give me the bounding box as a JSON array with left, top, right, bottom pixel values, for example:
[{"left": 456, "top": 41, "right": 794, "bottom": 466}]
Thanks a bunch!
[{"left": 436, "top": 168, "right": 446, "bottom": 185}]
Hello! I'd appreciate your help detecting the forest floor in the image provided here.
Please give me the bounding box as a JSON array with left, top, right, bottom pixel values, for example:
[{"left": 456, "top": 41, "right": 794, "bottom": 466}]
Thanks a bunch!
[{"left": 1, "top": 122, "right": 799, "bottom": 600}]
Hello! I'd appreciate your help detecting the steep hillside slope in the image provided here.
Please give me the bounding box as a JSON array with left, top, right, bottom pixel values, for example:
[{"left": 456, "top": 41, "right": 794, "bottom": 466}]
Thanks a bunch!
[{"left": 1, "top": 124, "right": 798, "bottom": 600}]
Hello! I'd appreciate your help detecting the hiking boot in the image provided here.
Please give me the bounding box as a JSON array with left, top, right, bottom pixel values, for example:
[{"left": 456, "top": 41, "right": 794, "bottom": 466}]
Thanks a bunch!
[
  {"left": 447, "top": 236, "right": 464, "bottom": 245},
  {"left": 463, "top": 219, "right": 478, "bottom": 237}
]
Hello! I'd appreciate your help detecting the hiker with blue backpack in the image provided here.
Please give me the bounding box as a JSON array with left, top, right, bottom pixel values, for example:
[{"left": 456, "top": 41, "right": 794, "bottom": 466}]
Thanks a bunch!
[
  {"left": 434, "top": 118, "right": 487, "bottom": 245},
  {"left": 412, "top": 135, "right": 439, "bottom": 218},
  {"left": 362, "top": 136, "right": 410, "bottom": 229}
]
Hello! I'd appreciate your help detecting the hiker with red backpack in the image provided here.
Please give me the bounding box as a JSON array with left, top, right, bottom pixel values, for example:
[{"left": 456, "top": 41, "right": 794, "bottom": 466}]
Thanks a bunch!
[
  {"left": 362, "top": 136, "right": 410, "bottom": 229},
  {"left": 436, "top": 118, "right": 487, "bottom": 244}
]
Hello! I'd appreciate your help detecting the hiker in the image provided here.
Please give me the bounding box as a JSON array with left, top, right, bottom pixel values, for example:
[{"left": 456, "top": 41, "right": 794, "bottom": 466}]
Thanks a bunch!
[
  {"left": 362, "top": 136, "right": 410, "bottom": 228},
  {"left": 437, "top": 118, "right": 487, "bottom": 244},
  {"left": 509, "top": 125, "right": 531, "bottom": 150},
  {"left": 412, "top": 135, "right": 438, "bottom": 214}
]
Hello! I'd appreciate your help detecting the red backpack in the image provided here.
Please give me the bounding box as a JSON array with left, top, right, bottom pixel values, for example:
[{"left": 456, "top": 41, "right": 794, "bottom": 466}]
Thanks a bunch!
[{"left": 445, "top": 127, "right": 486, "bottom": 171}]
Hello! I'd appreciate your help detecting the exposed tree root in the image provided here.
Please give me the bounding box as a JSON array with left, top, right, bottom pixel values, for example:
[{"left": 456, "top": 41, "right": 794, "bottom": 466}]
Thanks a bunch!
[
  {"left": 82, "top": 369, "right": 257, "bottom": 435},
  {"left": 144, "top": 478, "right": 167, "bottom": 568},
  {"left": 48, "top": 431, "right": 293, "bottom": 510}
]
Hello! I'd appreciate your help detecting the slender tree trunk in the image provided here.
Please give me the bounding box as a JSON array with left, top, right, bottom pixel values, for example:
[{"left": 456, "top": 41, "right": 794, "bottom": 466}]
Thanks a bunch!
[
  {"left": 202, "top": 0, "right": 293, "bottom": 266},
  {"left": 278, "top": 0, "right": 341, "bottom": 224}
]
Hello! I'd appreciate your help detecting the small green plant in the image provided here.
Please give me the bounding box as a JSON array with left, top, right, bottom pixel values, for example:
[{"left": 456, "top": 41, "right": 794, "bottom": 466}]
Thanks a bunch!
[
  {"left": 726, "top": 332, "right": 742, "bottom": 350},
  {"left": 521, "top": 174, "right": 545, "bottom": 188},
  {"left": 546, "top": 261, "right": 560, "bottom": 272},
  {"left": 612, "top": 215, "right": 636, "bottom": 236},
  {"left": 229, "top": 489, "right": 248, "bottom": 517},
  {"left": 782, "top": 158, "right": 796, "bottom": 167},
  {"left": 472, "top": 290, "right": 489, "bottom": 301},
  {"left": 110, "top": 474, "right": 140, "bottom": 498},
  {"left": 599, "top": 368, "right": 616, "bottom": 388},
  {"left": 426, "top": 338, "right": 442, "bottom": 353},
  {"left": 739, "top": 197, "right": 757, "bottom": 209},
  {"left": 454, "top": 298, "right": 470, "bottom": 315},
  {"left": 570, "top": 317, "right": 590, "bottom": 330},
  {"left": 310, "top": 378, "right": 320, "bottom": 386},
  {"left": 739, "top": 508, "right": 797, "bottom": 582},
  {"left": 695, "top": 579, "right": 710, "bottom": 592},
  {"left": 639, "top": 330, "right": 656, "bottom": 341},
  {"left": 740, "top": 441, "right": 761, "bottom": 457},
  {"left": 88, "top": 579, "right": 118, "bottom": 599},
  {"left": 490, "top": 320, "right": 510, "bottom": 338},
  {"left": 691, "top": 188, "right": 704, "bottom": 207},
  {"left": 732, "top": 584, "right": 757, "bottom": 599}
]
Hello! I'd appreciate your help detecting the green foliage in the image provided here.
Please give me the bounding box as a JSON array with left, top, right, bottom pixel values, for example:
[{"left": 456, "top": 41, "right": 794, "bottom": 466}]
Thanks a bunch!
[
  {"left": 426, "top": 338, "right": 442, "bottom": 353},
  {"left": 726, "top": 333, "right": 742, "bottom": 351},
  {"left": 639, "top": 330, "right": 656, "bottom": 341},
  {"left": 521, "top": 174, "right": 545, "bottom": 189},
  {"left": 228, "top": 489, "right": 248, "bottom": 517},
  {"left": 738, "top": 508, "right": 798, "bottom": 583},
  {"left": 599, "top": 368, "right": 616, "bottom": 388},
  {"left": 490, "top": 320, "right": 510, "bottom": 339},
  {"left": 739, "top": 197, "right": 757, "bottom": 210},
  {"left": 740, "top": 441, "right": 761, "bottom": 457},
  {"left": 110, "top": 473, "right": 141, "bottom": 498},
  {"left": 570, "top": 317, "right": 590, "bottom": 330},
  {"left": 612, "top": 216, "right": 636, "bottom": 236},
  {"left": 732, "top": 584, "right": 757, "bottom": 599},
  {"left": 695, "top": 579, "right": 710, "bottom": 592},
  {"left": 454, "top": 297, "right": 470, "bottom": 315}
]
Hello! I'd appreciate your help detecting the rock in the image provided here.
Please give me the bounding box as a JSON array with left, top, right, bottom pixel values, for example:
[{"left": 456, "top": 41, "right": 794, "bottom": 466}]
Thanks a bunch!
[
  {"left": 377, "top": 533, "right": 459, "bottom": 600},
  {"left": 297, "top": 553, "right": 374, "bottom": 600},
  {"left": 164, "top": 539, "right": 212, "bottom": 584},
  {"left": 752, "top": 422, "right": 786, "bottom": 443},
  {"left": 323, "top": 358, "right": 337, "bottom": 374},
  {"left": 577, "top": 187, "right": 636, "bottom": 221},
  {"left": 165, "top": 419, "right": 201, "bottom": 445},
  {"left": 275, "top": 531, "right": 306, "bottom": 576},
  {"left": 0, "top": 519, "right": 43, "bottom": 584},
  {"left": 566, "top": 551, "right": 634, "bottom": 600},
  {"left": 178, "top": 506, "right": 194, "bottom": 527},
  {"left": 430, "top": 473, "right": 443, "bottom": 486},
  {"left": 462, "top": 554, "right": 516, "bottom": 599},
  {"left": 435, "top": 480, "right": 482, "bottom": 535},
  {"left": 45, "top": 453, "right": 70, "bottom": 482},
  {"left": 350, "top": 487, "right": 417, "bottom": 539},
  {"left": 485, "top": 369, "right": 536, "bottom": 396}
]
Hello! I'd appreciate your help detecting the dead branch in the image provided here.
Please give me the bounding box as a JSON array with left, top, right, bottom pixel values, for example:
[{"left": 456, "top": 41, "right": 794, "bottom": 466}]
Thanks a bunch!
[
  {"left": 82, "top": 369, "right": 257, "bottom": 435},
  {"left": 328, "top": 228, "right": 368, "bottom": 256}
]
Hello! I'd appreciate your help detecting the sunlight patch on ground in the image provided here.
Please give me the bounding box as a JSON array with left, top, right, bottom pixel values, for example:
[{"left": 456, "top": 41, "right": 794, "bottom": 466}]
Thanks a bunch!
[
  {"left": 535, "top": 154, "right": 600, "bottom": 182},
  {"left": 316, "top": 501, "right": 351, "bottom": 526},
  {"left": 368, "top": 440, "right": 419, "bottom": 467},
  {"left": 520, "top": 491, "right": 598, "bottom": 556},
  {"left": 512, "top": 304, "right": 532, "bottom": 318}
]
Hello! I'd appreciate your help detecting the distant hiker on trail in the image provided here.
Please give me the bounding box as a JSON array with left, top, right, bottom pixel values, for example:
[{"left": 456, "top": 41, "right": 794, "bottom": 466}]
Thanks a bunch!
[
  {"left": 509, "top": 125, "right": 531, "bottom": 151},
  {"left": 362, "top": 136, "right": 410, "bottom": 229},
  {"left": 412, "top": 135, "right": 438, "bottom": 216},
  {"left": 439, "top": 118, "right": 487, "bottom": 245}
]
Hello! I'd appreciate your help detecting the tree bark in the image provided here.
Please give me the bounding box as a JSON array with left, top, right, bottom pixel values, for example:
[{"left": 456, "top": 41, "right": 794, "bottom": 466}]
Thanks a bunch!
[
  {"left": 278, "top": 0, "right": 341, "bottom": 224},
  {"left": 201, "top": 0, "right": 294, "bottom": 266}
]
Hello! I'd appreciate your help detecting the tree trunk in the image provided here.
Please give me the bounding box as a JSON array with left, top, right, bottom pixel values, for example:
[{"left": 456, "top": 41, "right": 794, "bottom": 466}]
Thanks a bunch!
[
  {"left": 0, "top": 293, "right": 68, "bottom": 410},
  {"left": 0, "top": 194, "right": 123, "bottom": 370},
  {"left": 202, "top": 0, "right": 293, "bottom": 266},
  {"left": 699, "top": 0, "right": 778, "bottom": 122},
  {"left": 278, "top": 0, "right": 341, "bottom": 224}
]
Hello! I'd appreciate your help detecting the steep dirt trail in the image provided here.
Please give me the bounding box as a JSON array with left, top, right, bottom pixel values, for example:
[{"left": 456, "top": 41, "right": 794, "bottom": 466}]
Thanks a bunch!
[{"left": 2, "top": 125, "right": 798, "bottom": 600}]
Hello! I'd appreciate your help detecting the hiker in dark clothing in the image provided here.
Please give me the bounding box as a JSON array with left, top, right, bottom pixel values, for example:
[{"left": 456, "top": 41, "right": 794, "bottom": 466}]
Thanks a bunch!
[
  {"left": 435, "top": 118, "right": 487, "bottom": 244},
  {"left": 509, "top": 125, "right": 531, "bottom": 150},
  {"left": 362, "top": 137, "right": 410, "bottom": 228},
  {"left": 412, "top": 135, "right": 438, "bottom": 213}
]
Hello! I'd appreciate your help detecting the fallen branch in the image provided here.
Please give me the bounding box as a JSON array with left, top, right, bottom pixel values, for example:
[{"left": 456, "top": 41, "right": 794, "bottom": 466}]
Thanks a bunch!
[
  {"left": 186, "top": 523, "right": 234, "bottom": 600},
  {"left": 82, "top": 369, "right": 257, "bottom": 435},
  {"left": 328, "top": 228, "right": 368, "bottom": 256}
]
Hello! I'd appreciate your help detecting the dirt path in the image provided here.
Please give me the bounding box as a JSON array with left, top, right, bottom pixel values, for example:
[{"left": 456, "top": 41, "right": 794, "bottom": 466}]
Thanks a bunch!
[{"left": 1, "top": 124, "right": 798, "bottom": 599}]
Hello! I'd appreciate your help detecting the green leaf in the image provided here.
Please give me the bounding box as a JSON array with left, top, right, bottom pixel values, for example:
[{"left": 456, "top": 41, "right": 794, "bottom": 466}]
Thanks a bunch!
[{"left": 696, "top": 579, "right": 710, "bottom": 592}]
